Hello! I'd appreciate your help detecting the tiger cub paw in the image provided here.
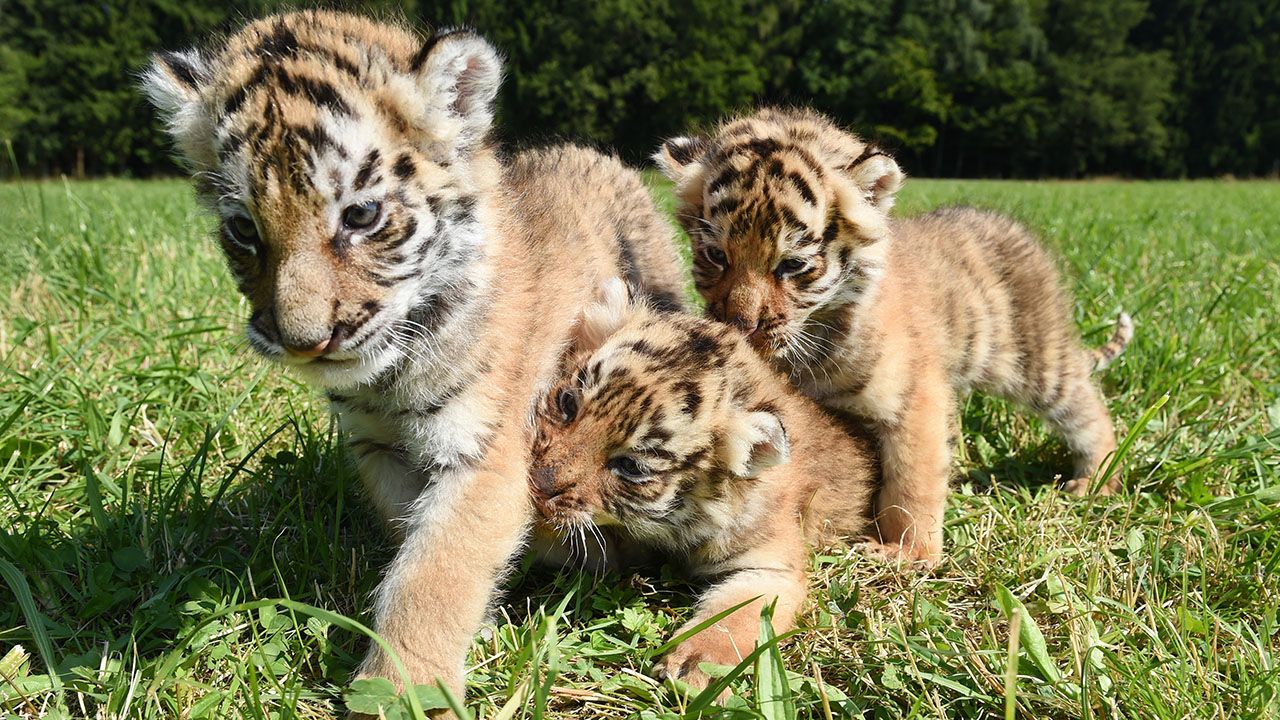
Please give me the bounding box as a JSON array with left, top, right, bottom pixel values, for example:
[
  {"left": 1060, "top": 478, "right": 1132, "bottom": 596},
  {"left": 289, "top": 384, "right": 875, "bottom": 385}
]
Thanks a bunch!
[
  {"left": 1061, "top": 475, "right": 1120, "bottom": 496},
  {"left": 654, "top": 631, "right": 744, "bottom": 700},
  {"left": 855, "top": 539, "right": 942, "bottom": 570}
]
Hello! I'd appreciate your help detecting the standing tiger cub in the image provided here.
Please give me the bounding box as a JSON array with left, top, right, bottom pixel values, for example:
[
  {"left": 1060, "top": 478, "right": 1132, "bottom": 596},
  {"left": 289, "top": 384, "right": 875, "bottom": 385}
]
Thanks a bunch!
[
  {"left": 531, "top": 279, "right": 879, "bottom": 690},
  {"left": 142, "top": 11, "right": 687, "bottom": 709},
  {"left": 656, "top": 107, "right": 1132, "bottom": 565}
]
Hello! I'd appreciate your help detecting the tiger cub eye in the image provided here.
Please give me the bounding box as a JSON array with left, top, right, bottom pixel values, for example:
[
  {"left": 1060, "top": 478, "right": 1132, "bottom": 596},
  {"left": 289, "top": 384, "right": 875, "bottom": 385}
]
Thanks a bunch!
[
  {"left": 703, "top": 245, "right": 728, "bottom": 267},
  {"left": 608, "top": 455, "right": 650, "bottom": 483},
  {"left": 342, "top": 200, "right": 382, "bottom": 230},
  {"left": 775, "top": 257, "right": 809, "bottom": 278},
  {"left": 556, "top": 387, "right": 579, "bottom": 423},
  {"left": 228, "top": 214, "right": 259, "bottom": 245}
]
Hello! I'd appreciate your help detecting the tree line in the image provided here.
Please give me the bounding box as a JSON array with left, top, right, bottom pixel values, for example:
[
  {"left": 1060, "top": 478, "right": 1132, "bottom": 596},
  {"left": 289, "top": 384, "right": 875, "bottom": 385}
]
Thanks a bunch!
[{"left": 0, "top": 0, "right": 1276, "bottom": 179}]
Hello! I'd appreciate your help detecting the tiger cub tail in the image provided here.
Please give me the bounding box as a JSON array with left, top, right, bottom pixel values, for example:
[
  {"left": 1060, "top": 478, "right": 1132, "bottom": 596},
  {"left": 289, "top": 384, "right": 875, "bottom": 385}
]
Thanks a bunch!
[{"left": 1090, "top": 312, "right": 1134, "bottom": 372}]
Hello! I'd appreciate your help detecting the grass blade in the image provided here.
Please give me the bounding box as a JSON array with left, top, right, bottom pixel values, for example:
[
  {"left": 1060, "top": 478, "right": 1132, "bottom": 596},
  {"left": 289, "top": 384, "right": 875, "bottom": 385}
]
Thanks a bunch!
[
  {"left": 0, "top": 559, "right": 64, "bottom": 710},
  {"left": 653, "top": 595, "right": 762, "bottom": 657},
  {"left": 754, "top": 602, "right": 794, "bottom": 720}
]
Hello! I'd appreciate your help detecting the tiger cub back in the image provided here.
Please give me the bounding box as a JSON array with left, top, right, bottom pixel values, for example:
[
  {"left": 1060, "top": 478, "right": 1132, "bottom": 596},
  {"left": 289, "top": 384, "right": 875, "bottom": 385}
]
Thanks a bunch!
[{"left": 655, "top": 107, "right": 1131, "bottom": 565}]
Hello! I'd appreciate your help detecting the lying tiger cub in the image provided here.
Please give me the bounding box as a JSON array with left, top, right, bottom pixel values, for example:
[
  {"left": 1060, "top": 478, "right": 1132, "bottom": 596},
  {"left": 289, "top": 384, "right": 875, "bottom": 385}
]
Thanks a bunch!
[{"left": 530, "top": 278, "right": 879, "bottom": 690}]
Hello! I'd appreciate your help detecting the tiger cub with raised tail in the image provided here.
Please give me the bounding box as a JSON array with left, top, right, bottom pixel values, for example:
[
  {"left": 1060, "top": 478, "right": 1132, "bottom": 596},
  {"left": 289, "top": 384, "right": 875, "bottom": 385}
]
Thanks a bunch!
[
  {"left": 655, "top": 107, "right": 1132, "bottom": 566},
  {"left": 142, "top": 11, "right": 688, "bottom": 706},
  {"left": 530, "top": 279, "right": 879, "bottom": 690}
]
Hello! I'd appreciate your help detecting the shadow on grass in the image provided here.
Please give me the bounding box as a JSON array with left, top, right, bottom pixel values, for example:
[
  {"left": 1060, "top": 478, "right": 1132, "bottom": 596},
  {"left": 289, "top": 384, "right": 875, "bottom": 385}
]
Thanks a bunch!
[
  {"left": 0, "top": 416, "right": 392, "bottom": 710},
  {"left": 962, "top": 442, "right": 1073, "bottom": 494},
  {"left": 0, "top": 409, "right": 703, "bottom": 715}
]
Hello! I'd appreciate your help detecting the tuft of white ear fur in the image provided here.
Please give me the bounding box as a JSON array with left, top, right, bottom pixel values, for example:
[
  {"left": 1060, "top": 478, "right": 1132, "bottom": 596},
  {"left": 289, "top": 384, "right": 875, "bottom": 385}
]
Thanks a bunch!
[
  {"left": 652, "top": 136, "right": 710, "bottom": 182},
  {"left": 845, "top": 150, "right": 904, "bottom": 212},
  {"left": 725, "top": 410, "right": 790, "bottom": 478},
  {"left": 141, "top": 50, "right": 217, "bottom": 169},
  {"left": 574, "top": 277, "right": 635, "bottom": 354},
  {"left": 413, "top": 30, "right": 503, "bottom": 155}
]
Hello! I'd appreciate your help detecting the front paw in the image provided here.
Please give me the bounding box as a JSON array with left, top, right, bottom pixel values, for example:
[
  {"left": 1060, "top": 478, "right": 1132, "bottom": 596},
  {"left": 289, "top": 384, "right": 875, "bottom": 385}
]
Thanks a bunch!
[
  {"left": 1062, "top": 474, "right": 1119, "bottom": 496},
  {"left": 654, "top": 631, "right": 745, "bottom": 699},
  {"left": 855, "top": 538, "right": 941, "bottom": 570},
  {"left": 352, "top": 653, "right": 458, "bottom": 719}
]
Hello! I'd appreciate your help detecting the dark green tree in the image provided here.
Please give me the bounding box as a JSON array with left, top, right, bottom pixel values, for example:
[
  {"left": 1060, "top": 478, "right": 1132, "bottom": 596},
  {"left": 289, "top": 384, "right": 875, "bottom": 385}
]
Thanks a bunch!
[
  {"left": 0, "top": 0, "right": 1273, "bottom": 177},
  {"left": 1135, "top": 0, "right": 1280, "bottom": 176},
  {"left": 1040, "top": 0, "right": 1174, "bottom": 176}
]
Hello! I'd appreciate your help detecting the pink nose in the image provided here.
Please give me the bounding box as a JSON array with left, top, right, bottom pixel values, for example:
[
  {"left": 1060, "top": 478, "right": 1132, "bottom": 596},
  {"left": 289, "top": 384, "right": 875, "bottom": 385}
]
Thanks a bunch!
[
  {"left": 282, "top": 323, "right": 352, "bottom": 359},
  {"left": 284, "top": 338, "right": 332, "bottom": 358}
]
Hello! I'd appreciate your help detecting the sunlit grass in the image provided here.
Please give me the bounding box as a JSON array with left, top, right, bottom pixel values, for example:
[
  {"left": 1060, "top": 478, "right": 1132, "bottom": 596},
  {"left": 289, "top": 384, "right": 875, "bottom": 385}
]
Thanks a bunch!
[{"left": 1, "top": 177, "right": 1277, "bottom": 718}]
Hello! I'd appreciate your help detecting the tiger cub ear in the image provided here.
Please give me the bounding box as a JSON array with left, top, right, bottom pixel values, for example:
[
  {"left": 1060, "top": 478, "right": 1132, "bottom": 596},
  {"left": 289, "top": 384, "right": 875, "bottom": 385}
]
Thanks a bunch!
[
  {"left": 573, "top": 277, "right": 635, "bottom": 354},
  {"left": 654, "top": 136, "right": 713, "bottom": 223},
  {"left": 653, "top": 136, "right": 710, "bottom": 182},
  {"left": 726, "top": 410, "right": 790, "bottom": 478},
  {"left": 411, "top": 29, "right": 503, "bottom": 155},
  {"left": 141, "top": 49, "right": 216, "bottom": 169},
  {"left": 843, "top": 147, "right": 904, "bottom": 212}
]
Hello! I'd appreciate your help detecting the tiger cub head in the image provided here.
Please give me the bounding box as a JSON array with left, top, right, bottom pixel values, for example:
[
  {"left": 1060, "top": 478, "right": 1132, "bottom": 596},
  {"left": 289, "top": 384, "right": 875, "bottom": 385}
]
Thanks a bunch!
[
  {"left": 143, "top": 11, "right": 503, "bottom": 388},
  {"left": 654, "top": 107, "right": 904, "bottom": 364},
  {"left": 530, "top": 279, "right": 790, "bottom": 551}
]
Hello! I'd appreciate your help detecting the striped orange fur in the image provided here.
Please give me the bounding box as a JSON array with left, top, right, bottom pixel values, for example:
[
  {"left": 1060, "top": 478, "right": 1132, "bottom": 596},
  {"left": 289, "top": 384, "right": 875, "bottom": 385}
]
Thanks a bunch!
[{"left": 657, "top": 108, "right": 1131, "bottom": 565}]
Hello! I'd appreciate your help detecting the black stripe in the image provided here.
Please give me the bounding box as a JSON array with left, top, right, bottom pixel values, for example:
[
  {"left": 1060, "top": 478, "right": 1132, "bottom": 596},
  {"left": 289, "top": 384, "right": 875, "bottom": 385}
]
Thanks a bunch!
[
  {"left": 448, "top": 195, "right": 477, "bottom": 222},
  {"left": 789, "top": 145, "right": 826, "bottom": 178},
  {"left": 388, "top": 216, "right": 419, "bottom": 249},
  {"left": 844, "top": 144, "right": 890, "bottom": 172},
  {"left": 393, "top": 153, "right": 416, "bottom": 180},
  {"left": 615, "top": 232, "right": 644, "bottom": 296},
  {"left": 722, "top": 137, "right": 780, "bottom": 160},
  {"left": 678, "top": 381, "right": 702, "bottom": 416},
  {"left": 708, "top": 196, "right": 740, "bottom": 217},
  {"left": 776, "top": 204, "right": 802, "bottom": 230},
  {"left": 277, "top": 72, "right": 353, "bottom": 116},
  {"left": 410, "top": 28, "right": 472, "bottom": 72},
  {"left": 785, "top": 172, "right": 817, "bottom": 205},
  {"left": 286, "top": 123, "right": 336, "bottom": 155},
  {"left": 317, "top": 49, "right": 361, "bottom": 78},
  {"left": 706, "top": 167, "right": 739, "bottom": 196},
  {"left": 823, "top": 218, "right": 842, "bottom": 246},
  {"left": 160, "top": 52, "right": 202, "bottom": 90},
  {"left": 354, "top": 149, "right": 380, "bottom": 190},
  {"left": 687, "top": 331, "right": 719, "bottom": 356},
  {"left": 665, "top": 138, "right": 705, "bottom": 165},
  {"left": 222, "top": 64, "right": 270, "bottom": 116},
  {"left": 257, "top": 20, "right": 300, "bottom": 58}
]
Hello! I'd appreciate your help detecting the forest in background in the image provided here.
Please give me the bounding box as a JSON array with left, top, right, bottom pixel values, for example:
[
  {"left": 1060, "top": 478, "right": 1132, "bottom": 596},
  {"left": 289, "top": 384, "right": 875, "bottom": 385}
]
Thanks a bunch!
[{"left": 0, "top": 0, "right": 1276, "bottom": 179}]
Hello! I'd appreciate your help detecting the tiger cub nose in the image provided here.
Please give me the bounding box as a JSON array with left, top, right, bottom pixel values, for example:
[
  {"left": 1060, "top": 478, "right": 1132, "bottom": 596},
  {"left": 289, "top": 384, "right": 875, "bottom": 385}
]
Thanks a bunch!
[
  {"left": 531, "top": 466, "right": 558, "bottom": 497},
  {"left": 282, "top": 323, "right": 352, "bottom": 358},
  {"left": 284, "top": 338, "right": 331, "bottom": 358}
]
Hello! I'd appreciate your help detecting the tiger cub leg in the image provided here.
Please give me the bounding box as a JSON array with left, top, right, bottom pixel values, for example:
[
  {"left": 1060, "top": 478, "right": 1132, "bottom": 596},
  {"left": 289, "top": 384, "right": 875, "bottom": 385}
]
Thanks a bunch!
[
  {"left": 657, "top": 540, "right": 808, "bottom": 693},
  {"left": 353, "top": 449, "right": 430, "bottom": 541},
  {"left": 356, "top": 430, "right": 532, "bottom": 716},
  {"left": 870, "top": 367, "right": 954, "bottom": 567},
  {"left": 1039, "top": 372, "right": 1120, "bottom": 495}
]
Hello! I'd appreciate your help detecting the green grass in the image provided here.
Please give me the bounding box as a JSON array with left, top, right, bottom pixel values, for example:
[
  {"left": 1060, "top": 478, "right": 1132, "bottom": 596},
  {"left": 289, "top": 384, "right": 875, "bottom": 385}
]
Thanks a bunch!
[{"left": 1, "top": 176, "right": 1278, "bottom": 719}]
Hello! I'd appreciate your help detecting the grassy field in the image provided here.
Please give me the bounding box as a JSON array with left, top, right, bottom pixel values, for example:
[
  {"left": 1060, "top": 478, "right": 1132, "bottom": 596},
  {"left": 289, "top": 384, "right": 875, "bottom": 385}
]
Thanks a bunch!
[{"left": 1, "top": 176, "right": 1278, "bottom": 719}]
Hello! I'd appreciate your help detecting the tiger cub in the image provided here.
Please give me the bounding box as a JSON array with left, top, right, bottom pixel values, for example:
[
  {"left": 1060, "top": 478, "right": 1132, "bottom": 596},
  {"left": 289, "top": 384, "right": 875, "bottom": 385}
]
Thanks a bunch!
[
  {"left": 655, "top": 107, "right": 1132, "bottom": 565},
  {"left": 531, "top": 279, "right": 878, "bottom": 690},
  {"left": 142, "top": 11, "right": 687, "bottom": 703}
]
